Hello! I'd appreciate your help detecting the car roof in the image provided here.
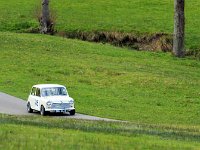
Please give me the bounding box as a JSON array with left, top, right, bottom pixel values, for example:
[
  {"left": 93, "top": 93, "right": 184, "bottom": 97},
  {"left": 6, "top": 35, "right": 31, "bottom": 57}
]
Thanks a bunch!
[{"left": 32, "top": 84, "right": 66, "bottom": 88}]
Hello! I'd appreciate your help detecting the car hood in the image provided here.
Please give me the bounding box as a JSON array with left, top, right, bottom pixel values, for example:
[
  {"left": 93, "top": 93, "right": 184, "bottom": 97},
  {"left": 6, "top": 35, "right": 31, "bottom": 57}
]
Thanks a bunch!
[{"left": 43, "top": 96, "right": 73, "bottom": 103}]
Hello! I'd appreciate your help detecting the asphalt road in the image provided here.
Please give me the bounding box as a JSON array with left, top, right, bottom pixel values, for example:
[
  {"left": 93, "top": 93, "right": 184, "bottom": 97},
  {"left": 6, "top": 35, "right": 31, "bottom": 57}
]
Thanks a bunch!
[{"left": 0, "top": 92, "right": 117, "bottom": 121}]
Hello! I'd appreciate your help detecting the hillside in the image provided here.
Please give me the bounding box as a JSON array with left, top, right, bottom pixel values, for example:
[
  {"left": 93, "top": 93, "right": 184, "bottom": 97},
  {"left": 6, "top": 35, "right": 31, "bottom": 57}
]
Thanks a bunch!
[
  {"left": 1, "top": 1, "right": 200, "bottom": 148},
  {"left": 0, "top": 0, "right": 200, "bottom": 52},
  {"left": 0, "top": 32, "right": 200, "bottom": 125}
]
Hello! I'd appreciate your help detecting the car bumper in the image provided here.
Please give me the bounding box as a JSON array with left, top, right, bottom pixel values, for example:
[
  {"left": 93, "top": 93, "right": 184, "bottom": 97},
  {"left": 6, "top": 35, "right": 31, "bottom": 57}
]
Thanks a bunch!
[{"left": 46, "top": 108, "right": 75, "bottom": 113}]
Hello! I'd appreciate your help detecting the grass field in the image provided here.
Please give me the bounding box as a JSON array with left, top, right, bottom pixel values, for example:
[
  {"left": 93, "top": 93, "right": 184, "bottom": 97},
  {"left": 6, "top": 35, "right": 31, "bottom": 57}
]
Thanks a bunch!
[
  {"left": 1, "top": 114, "right": 200, "bottom": 149},
  {"left": 0, "top": 32, "right": 200, "bottom": 125},
  {"left": 1, "top": 1, "right": 200, "bottom": 148},
  {"left": 0, "top": 0, "right": 200, "bottom": 50}
]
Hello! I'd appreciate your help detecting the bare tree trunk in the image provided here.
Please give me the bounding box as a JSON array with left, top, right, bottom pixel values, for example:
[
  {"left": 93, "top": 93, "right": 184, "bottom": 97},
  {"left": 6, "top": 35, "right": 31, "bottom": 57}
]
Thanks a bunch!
[
  {"left": 40, "top": 0, "right": 50, "bottom": 34},
  {"left": 173, "top": 0, "right": 185, "bottom": 57}
]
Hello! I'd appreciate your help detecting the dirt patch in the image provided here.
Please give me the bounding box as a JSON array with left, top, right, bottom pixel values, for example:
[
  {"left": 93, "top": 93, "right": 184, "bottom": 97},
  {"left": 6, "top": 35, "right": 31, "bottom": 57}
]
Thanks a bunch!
[
  {"left": 185, "top": 49, "right": 200, "bottom": 59},
  {"left": 57, "top": 31, "right": 173, "bottom": 52},
  {"left": 26, "top": 28, "right": 199, "bottom": 59}
]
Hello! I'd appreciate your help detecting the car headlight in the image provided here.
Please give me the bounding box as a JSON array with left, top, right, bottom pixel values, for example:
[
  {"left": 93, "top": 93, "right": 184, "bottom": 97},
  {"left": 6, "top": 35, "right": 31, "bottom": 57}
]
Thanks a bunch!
[
  {"left": 69, "top": 99, "right": 74, "bottom": 104},
  {"left": 46, "top": 101, "right": 52, "bottom": 106}
]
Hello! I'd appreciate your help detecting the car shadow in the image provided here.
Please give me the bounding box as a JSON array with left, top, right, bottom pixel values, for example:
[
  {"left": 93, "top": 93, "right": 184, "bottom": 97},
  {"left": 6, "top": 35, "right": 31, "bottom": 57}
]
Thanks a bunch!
[{"left": 32, "top": 110, "right": 72, "bottom": 116}]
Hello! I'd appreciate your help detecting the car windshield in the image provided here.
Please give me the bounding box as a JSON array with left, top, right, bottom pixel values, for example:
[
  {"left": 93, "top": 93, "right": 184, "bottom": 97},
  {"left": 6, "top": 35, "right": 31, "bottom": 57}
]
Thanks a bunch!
[{"left": 41, "top": 87, "right": 68, "bottom": 97}]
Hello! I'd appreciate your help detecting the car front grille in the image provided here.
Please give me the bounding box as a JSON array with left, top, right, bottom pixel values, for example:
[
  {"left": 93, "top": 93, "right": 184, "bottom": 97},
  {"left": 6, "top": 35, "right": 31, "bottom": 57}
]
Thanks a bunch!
[{"left": 51, "top": 103, "right": 70, "bottom": 109}]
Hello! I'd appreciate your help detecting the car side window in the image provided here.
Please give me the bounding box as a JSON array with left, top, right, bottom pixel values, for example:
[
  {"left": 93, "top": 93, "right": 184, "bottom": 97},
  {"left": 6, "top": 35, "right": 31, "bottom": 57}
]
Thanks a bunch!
[
  {"left": 31, "top": 87, "right": 36, "bottom": 96},
  {"left": 36, "top": 88, "right": 41, "bottom": 97}
]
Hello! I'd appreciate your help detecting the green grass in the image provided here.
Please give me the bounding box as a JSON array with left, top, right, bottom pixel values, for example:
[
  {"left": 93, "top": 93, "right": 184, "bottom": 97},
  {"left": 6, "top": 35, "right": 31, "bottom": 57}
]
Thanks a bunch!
[
  {"left": 0, "top": 0, "right": 173, "bottom": 32},
  {"left": 0, "top": 0, "right": 200, "bottom": 50},
  {"left": 0, "top": 32, "right": 200, "bottom": 125},
  {"left": 1, "top": 114, "right": 200, "bottom": 149},
  {"left": 1, "top": 1, "right": 200, "bottom": 148}
]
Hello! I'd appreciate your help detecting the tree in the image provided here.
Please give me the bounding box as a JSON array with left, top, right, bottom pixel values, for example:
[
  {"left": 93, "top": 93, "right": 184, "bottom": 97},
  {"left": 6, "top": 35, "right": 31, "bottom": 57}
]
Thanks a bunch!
[
  {"left": 173, "top": 0, "right": 185, "bottom": 57},
  {"left": 40, "top": 0, "right": 53, "bottom": 34}
]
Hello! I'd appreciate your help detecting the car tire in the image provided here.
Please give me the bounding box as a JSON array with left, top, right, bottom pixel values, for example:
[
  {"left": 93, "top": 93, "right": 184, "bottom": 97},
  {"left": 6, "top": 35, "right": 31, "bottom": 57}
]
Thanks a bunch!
[
  {"left": 40, "top": 105, "right": 46, "bottom": 116},
  {"left": 27, "top": 102, "right": 33, "bottom": 113},
  {"left": 69, "top": 109, "right": 75, "bottom": 115}
]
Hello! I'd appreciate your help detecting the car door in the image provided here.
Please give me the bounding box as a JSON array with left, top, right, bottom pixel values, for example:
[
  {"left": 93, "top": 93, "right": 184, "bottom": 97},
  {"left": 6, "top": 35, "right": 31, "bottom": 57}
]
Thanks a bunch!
[
  {"left": 29, "top": 87, "right": 36, "bottom": 110},
  {"left": 34, "top": 88, "right": 41, "bottom": 111}
]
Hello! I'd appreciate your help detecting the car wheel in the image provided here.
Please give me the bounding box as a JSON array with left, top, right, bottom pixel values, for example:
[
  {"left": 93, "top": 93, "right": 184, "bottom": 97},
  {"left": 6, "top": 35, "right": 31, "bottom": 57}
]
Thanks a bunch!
[
  {"left": 27, "top": 102, "right": 33, "bottom": 113},
  {"left": 40, "top": 105, "right": 46, "bottom": 116},
  {"left": 69, "top": 109, "right": 75, "bottom": 115}
]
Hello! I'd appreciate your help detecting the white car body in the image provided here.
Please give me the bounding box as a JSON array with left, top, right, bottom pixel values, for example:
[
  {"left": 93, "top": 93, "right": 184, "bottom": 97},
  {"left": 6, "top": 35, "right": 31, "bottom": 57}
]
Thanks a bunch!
[{"left": 27, "top": 84, "right": 75, "bottom": 115}]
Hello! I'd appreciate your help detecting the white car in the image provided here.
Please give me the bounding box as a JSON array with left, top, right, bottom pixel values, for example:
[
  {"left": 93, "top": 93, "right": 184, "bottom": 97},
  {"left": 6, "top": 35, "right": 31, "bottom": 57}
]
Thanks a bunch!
[{"left": 27, "top": 84, "right": 75, "bottom": 116}]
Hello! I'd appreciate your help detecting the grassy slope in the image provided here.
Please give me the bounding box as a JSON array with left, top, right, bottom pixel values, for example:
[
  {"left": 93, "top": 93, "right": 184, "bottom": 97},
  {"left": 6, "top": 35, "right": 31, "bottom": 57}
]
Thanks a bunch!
[
  {"left": 0, "top": 32, "right": 200, "bottom": 125},
  {"left": 1, "top": 114, "right": 200, "bottom": 150},
  {"left": 1, "top": 1, "right": 200, "bottom": 148},
  {"left": 0, "top": 0, "right": 200, "bottom": 49}
]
